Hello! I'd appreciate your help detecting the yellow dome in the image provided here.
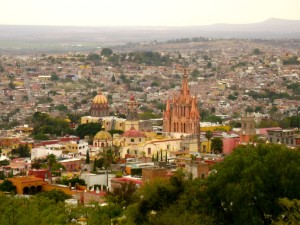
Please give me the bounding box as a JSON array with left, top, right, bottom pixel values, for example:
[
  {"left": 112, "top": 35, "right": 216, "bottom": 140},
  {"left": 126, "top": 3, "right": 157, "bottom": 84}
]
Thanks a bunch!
[
  {"left": 94, "top": 130, "right": 112, "bottom": 141},
  {"left": 93, "top": 92, "right": 108, "bottom": 104}
]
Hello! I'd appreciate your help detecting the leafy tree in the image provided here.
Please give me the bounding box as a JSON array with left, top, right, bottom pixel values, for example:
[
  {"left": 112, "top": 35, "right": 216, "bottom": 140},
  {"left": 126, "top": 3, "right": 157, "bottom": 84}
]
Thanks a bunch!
[
  {"left": 61, "top": 177, "right": 86, "bottom": 187},
  {"left": 273, "top": 198, "right": 300, "bottom": 225},
  {"left": 76, "top": 122, "right": 101, "bottom": 139},
  {"left": 31, "top": 158, "right": 43, "bottom": 169},
  {"left": 107, "top": 182, "right": 138, "bottom": 207},
  {"left": 54, "top": 104, "right": 68, "bottom": 112},
  {"left": 191, "top": 69, "right": 200, "bottom": 78},
  {"left": 50, "top": 73, "right": 59, "bottom": 81},
  {"left": 36, "top": 190, "right": 71, "bottom": 203},
  {"left": 111, "top": 74, "right": 116, "bottom": 82},
  {"left": 253, "top": 48, "right": 262, "bottom": 55},
  {"left": 0, "top": 180, "right": 16, "bottom": 193},
  {"left": 87, "top": 53, "right": 101, "bottom": 61},
  {"left": 211, "top": 137, "right": 223, "bottom": 154},
  {"left": 207, "top": 144, "right": 300, "bottom": 225},
  {"left": 32, "top": 112, "right": 75, "bottom": 138},
  {"left": 11, "top": 144, "right": 30, "bottom": 157},
  {"left": 22, "top": 95, "right": 29, "bottom": 102},
  {"left": 228, "top": 94, "right": 238, "bottom": 101},
  {"left": 101, "top": 48, "right": 113, "bottom": 57}
]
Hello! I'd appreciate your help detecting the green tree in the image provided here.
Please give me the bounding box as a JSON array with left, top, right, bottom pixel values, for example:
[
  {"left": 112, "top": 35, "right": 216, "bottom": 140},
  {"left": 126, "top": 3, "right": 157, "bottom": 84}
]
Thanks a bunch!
[
  {"left": 36, "top": 189, "right": 71, "bottom": 203},
  {"left": 87, "top": 53, "right": 101, "bottom": 61},
  {"left": 0, "top": 180, "right": 16, "bottom": 193},
  {"left": 86, "top": 150, "right": 90, "bottom": 164},
  {"left": 50, "top": 73, "right": 59, "bottom": 81},
  {"left": 61, "top": 177, "right": 86, "bottom": 187},
  {"left": 211, "top": 137, "right": 223, "bottom": 154},
  {"left": 107, "top": 182, "right": 137, "bottom": 207},
  {"left": 191, "top": 69, "right": 200, "bottom": 78},
  {"left": 101, "top": 48, "right": 113, "bottom": 57},
  {"left": 207, "top": 144, "right": 300, "bottom": 225},
  {"left": 111, "top": 74, "right": 116, "bottom": 82},
  {"left": 11, "top": 144, "right": 30, "bottom": 157},
  {"left": 253, "top": 48, "right": 262, "bottom": 55},
  {"left": 76, "top": 123, "right": 101, "bottom": 139},
  {"left": 273, "top": 198, "right": 300, "bottom": 225}
]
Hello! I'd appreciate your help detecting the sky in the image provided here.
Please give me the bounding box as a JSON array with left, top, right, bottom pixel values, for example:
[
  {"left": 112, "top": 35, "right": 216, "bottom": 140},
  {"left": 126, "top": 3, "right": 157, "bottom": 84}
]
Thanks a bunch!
[{"left": 1, "top": 0, "right": 300, "bottom": 26}]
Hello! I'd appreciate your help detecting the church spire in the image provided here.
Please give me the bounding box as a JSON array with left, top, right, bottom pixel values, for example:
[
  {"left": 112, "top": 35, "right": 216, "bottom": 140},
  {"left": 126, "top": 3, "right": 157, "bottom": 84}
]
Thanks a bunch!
[
  {"left": 181, "top": 69, "right": 190, "bottom": 96},
  {"left": 165, "top": 98, "right": 170, "bottom": 117}
]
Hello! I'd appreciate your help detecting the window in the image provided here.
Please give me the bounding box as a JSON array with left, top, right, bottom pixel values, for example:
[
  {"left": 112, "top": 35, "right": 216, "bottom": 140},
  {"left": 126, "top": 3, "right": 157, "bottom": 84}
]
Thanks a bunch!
[
  {"left": 148, "top": 148, "right": 151, "bottom": 155},
  {"left": 131, "top": 138, "right": 134, "bottom": 143}
]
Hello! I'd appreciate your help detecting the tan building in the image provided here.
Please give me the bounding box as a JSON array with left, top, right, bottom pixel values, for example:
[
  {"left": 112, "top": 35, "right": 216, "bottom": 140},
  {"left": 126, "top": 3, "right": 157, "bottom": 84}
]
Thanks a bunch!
[
  {"left": 185, "top": 161, "right": 210, "bottom": 179},
  {"left": 142, "top": 167, "right": 170, "bottom": 182},
  {"left": 93, "top": 130, "right": 113, "bottom": 148}
]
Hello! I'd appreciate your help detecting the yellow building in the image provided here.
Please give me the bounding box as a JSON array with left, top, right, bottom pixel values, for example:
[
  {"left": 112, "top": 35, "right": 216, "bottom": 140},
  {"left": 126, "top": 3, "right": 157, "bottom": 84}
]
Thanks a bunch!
[
  {"left": 200, "top": 123, "right": 231, "bottom": 132},
  {"left": 81, "top": 116, "right": 102, "bottom": 124},
  {"left": 200, "top": 139, "right": 212, "bottom": 153}
]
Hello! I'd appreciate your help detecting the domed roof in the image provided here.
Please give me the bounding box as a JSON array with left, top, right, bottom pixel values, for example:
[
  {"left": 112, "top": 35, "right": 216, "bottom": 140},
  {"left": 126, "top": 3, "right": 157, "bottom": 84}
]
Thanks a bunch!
[
  {"left": 123, "top": 127, "right": 145, "bottom": 138},
  {"left": 94, "top": 130, "right": 112, "bottom": 140},
  {"left": 93, "top": 92, "right": 108, "bottom": 104}
]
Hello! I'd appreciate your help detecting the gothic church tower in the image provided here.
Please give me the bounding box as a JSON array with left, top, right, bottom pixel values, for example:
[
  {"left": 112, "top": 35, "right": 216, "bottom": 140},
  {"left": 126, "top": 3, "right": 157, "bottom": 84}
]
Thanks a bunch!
[{"left": 163, "top": 70, "right": 200, "bottom": 135}]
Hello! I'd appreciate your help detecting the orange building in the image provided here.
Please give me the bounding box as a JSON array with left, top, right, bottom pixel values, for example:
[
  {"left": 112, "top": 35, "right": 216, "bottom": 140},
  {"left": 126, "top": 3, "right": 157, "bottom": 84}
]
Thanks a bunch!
[
  {"left": 163, "top": 70, "right": 200, "bottom": 137},
  {"left": 8, "top": 176, "right": 46, "bottom": 195}
]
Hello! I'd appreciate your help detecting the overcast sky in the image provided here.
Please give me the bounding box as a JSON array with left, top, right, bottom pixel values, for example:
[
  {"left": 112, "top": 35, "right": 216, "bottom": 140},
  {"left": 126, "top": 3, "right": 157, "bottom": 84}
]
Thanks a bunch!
[{"left": 1, "top": 0, "right": 300, "bottom": 26}]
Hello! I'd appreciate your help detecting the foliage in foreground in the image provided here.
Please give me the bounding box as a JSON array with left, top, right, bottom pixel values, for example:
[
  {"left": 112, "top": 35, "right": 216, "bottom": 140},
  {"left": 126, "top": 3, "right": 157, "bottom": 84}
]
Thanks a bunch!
[{"left": 0, "top": 144, "right": 299, "bottom": 225}]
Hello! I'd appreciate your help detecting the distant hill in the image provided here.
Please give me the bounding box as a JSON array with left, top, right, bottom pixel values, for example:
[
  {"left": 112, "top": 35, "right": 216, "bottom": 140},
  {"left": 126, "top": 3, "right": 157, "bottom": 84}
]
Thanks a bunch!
[{"left": 0, "top": 18, "right": 299, "bottom": 54}]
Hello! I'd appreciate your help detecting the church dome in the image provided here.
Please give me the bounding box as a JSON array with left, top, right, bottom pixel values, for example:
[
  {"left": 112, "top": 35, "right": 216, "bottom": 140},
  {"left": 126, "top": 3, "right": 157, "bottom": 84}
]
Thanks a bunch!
[
  {"left": 94, "top": 130, "right": 112, "bottom": 140},
  {"left": 123, "top": 127, "right": 145, "bottom": 138},
  {"left": 93, "top": 92, "right": 108, "bottom": 104}
]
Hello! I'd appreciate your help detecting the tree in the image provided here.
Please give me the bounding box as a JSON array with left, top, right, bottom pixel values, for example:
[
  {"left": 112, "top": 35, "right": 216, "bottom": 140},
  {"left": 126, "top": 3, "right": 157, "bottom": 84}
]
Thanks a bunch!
[
  {"left": 253, "top": 48, "right": 262, "bottom": 55},
  {"left": 273, "top": 198, "right": 300, "bottom": 225},
  {"left": 191, "top": 69, "right": 200, "bottom": 78},
  {"left": 50, "top": 73, "right": 59, "bottom": 81},
  {"left": 0, "top": 180, "right": 16, "bottom": 193},
  {"left": 61, "top": 177, "right": 86, "bottom": 187},
  {"left": 36, "top": 190, "right": 71, "bottom": 203},
  {"left": 211, "top": 137, "right": 223, "bottom": 154},
  {"left": 101, "top": 48, "right": 113, "bottom": 57},
  {"left": 22, "top": 95, "right": 29, "bottom": 102},
  {"left": 111, "top": 74, "right": 116, "bottom": 82},
  {"left": 86, "top": 150, "right": 90, "bottom": 164},
  {"left": 76, "top": 123, "right": 101, "bottom": 139},
  {"left": 87, "top": 53, "right": 101, "bottom": 61},
  {"left": 207, "top": 144, "right": 300, "bottom": 225},
  {"left": 205, "top": 131, "right": 213, "bottom": 152},
  {"left": 107, "top": 182, "right": 137, "bottom": 207},
  {"left": 11, "top": 144, "right": 30, "bottom": 157}
]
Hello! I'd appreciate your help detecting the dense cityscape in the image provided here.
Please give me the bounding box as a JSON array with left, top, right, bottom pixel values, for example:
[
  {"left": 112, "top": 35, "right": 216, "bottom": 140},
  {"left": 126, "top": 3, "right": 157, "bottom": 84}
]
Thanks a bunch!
[{"left": 0, "top": 25, "right": 300, "bottom": 225}]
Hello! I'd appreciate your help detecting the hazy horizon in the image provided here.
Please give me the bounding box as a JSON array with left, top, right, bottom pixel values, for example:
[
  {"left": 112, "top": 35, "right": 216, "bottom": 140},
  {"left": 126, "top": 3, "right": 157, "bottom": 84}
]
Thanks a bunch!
[{"left": 1, "top": 0, "right": 300, "bottom": 27}]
